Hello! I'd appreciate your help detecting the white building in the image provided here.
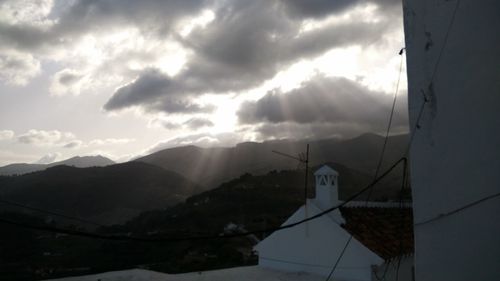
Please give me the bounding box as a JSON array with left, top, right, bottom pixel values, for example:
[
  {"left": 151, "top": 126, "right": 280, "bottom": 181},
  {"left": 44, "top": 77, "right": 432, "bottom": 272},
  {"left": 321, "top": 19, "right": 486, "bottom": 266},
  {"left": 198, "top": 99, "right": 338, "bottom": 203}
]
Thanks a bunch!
[
  {"left": 254, "top": 165, "right": 414, "bottom": 281},
  {"left": 403, "top": 1, "right": 500, "bottom": 280}
]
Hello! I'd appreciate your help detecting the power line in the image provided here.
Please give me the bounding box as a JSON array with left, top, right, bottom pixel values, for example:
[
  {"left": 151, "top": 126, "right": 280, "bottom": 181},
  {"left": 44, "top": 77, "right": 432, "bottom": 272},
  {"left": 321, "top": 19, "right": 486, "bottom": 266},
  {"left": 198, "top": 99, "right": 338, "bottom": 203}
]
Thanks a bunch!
[
  {"left": 303, "top": 144, "right": 310, "bottom": 203},
  {"left": 374, "top": 48, "right": 405, "bottom": 178},
  {"left": 271, "top": 150, "right": 305, "bottom": 163},
  {"left": 406, "top": 0, "right": 466, "bottom": 227},
  {"left": 259, "top": 256, "right": 371, "bottom": 270},
  {"left": 414, "top": 191, "right": 500, "bottom": 227},
  {"left": 368, "top": 47, "right": 406, "bottom": 200},
  {"left": 324, "top": 48, "right": 406, "bottom": 281},
  {"left": 272, "top": 145, "right": 310, "bottom": 215},
  {"left": 394, "top": 159, "right": 410, "bottom": 281},
  {"left": 406, "top": 0, "right": 461, "bottom": 154},
  {"left": 324, "top": 159, "right": 409, "bottom": 281},
  {"left": 405, "top": 93, "right": 428, "bottom": 155},
  {"left": 325, "top": 235, "right": 354, "bottom": 281},
  {"left": 259, "top": 257, "right": 334, "bottom": 269},
  {"left": 0, "top": 157, "right": 408, "bottom": 243},
  {"left": 428, "top": 0, "right": 461, "bottom": 83},
  {"left": 373, "top": 159, "right": 409, "bottom": 281},
  {"left": 0, "top": 198, "right": 105, "bottom": 228}
]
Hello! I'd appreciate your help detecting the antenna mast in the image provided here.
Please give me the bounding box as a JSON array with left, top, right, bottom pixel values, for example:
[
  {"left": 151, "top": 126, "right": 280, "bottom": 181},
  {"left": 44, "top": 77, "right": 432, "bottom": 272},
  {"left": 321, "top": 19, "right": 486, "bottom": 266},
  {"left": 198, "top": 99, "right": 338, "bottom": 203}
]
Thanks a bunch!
[{"left": 272, "top": 143, "right": 310, "bottom": 204}]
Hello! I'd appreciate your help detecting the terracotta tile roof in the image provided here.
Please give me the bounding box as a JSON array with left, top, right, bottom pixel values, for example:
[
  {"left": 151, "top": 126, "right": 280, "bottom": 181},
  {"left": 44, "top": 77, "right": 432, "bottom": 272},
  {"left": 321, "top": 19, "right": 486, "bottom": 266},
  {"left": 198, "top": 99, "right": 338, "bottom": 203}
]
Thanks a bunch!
[{"left": 339, "top": 206, "right": 414, "bottom": 260}]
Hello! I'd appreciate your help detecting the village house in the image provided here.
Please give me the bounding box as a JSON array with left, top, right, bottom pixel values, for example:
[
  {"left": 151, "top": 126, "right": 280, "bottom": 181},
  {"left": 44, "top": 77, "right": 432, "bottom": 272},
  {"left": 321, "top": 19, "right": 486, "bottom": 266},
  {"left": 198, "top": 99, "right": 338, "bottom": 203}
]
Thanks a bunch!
[{"left": 254, "top": 165, "right": 414, "bottom": 281}]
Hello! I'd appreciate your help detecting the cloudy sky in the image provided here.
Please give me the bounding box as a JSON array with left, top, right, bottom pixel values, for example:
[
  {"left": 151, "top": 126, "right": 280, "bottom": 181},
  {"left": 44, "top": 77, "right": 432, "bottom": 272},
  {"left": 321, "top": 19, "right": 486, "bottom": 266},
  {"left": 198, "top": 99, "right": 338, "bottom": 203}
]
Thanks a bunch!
[{"left": 0, "top": 0, "right": 408, "bottom": 166}]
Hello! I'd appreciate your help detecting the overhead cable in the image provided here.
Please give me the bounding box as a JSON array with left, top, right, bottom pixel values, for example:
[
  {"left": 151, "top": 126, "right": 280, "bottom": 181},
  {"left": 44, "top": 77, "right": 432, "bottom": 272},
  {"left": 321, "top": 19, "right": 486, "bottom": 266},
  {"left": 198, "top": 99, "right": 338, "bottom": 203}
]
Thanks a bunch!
[
  {"left": 414, "top": 191, "right": 500, "bottom": 227},
  {"left": 325, "top": 48, "right": 406, "bottom": 281},
  {"left": 0, "top": 198, "right": 105, "bottom": 228}
]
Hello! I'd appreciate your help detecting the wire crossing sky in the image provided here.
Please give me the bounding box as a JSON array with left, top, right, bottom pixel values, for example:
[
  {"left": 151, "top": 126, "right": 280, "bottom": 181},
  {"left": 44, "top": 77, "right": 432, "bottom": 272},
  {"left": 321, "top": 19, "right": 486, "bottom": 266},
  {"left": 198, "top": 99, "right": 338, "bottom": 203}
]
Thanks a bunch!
[{"left": 0, "top": 0, "right": 408, "bottom": 166}]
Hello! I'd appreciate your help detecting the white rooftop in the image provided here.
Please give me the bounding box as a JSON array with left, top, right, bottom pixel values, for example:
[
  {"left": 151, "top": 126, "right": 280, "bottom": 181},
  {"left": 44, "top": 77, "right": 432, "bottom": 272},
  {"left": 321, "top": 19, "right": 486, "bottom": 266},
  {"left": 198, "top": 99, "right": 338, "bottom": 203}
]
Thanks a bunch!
[
  {"left": 43, "top": 266, "right": 327, "bottom": 281},
  {"left": 314, "top": 165, "right": 338, "bottom": 176}
]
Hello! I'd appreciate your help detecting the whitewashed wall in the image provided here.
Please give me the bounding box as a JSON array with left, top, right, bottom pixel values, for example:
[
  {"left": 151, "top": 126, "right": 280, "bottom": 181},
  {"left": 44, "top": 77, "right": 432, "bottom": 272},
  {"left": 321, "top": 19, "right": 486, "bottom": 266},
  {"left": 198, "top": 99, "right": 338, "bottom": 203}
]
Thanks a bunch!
[
  {"left": 403, "top": 0, "right": 500, "bottom": 280},
  {"left": 255, "top": 201, "right": 383, "bottom": 281}
]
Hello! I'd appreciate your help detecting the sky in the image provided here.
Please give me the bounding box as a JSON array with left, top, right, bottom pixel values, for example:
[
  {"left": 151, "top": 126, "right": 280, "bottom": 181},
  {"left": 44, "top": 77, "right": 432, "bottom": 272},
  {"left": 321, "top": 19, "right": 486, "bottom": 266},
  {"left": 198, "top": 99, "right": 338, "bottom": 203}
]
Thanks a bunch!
[{"left": 0, "top": 0, "right": 408, "bottom": 166}]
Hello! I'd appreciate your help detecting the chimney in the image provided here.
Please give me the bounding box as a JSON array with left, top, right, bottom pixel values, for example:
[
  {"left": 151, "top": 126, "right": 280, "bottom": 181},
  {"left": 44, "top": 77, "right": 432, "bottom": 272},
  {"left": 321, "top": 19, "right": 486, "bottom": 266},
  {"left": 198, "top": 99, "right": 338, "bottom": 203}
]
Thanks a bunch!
[{"left": 313, "top": 165, "right": 340, "bottom": 209}]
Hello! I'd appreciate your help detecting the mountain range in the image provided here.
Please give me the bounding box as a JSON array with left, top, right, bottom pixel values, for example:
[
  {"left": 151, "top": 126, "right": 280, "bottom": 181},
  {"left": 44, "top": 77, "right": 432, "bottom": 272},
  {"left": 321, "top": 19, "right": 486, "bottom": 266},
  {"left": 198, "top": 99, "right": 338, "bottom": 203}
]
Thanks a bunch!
[
  {"left": 0, "top": 155, "right": 115, "bottom": 176},
  {"left": 0, "top": 162, "right": 200, "bottom": 225},
  {"left": 0, "top": 133, "right": 408, "bottom": 227},
  {"left": 135, "top": 133, "right": 408, "bottom": 190}
]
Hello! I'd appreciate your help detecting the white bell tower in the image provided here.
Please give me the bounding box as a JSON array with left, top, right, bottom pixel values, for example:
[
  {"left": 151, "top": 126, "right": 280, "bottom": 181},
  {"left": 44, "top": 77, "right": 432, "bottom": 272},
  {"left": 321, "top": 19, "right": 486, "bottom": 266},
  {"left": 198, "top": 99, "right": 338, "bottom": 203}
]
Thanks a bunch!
[{"left": 313, "top": 165, "right": 340, "bottom": 209}]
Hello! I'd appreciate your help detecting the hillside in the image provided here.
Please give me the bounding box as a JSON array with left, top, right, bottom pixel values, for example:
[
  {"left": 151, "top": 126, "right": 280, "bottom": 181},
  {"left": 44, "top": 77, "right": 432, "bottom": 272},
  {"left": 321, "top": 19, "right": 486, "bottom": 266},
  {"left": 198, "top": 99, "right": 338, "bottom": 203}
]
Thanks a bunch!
[
  {"left": 113, "top": 165, "right": 365, "bottom": 234},
  {"left": 0, "top": 163, "right": 408, "bottom": 280},
  {"left": 135, "top": 133, "right": 408, "bottom": 189},
  {"left": 95, "top": 163, "right": 405, "bottom": 274},
  {"left": 0, "top": 162, "right": 201, "bottom": 225},
  {"left": 0, "top": 155, "right": 115, "bottom": 176},
  {"left": 113, "top": 161, "right": 405, "bottom": 236}
]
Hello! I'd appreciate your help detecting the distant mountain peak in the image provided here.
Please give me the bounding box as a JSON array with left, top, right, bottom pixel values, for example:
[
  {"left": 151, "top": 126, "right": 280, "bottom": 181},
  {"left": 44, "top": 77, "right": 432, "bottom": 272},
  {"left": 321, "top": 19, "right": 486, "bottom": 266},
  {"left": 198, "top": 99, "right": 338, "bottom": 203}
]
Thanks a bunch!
[
  {"left": 0, "top": 161, "right": 200, "bottom": 225},
  {"left": 53, "top": 155, "right": 114, "bottom": 167},
  {"left": 134, "top": 134, "right": 409, "bottom": 190},
  {"left": 0, "top": 155, "right": 115, "bottom": 176}
]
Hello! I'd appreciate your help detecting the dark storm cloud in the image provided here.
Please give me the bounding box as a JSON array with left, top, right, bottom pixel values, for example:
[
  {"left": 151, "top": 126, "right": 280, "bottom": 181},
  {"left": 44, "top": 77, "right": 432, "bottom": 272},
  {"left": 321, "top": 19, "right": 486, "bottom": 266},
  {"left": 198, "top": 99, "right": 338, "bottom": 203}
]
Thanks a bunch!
[
  {"left": 62, "top": 140, "right": 83, "bottom": 149},
  {"left": 58, "top": 71, "right": 82, "bottom": 85},
  {"left": 52, "top": 0, "right": 206, "bottom": 38},
  {"left": 104, "top": 69, "right": 172, "bottom": 110},
  {"left": 277, "top": 0, "right": 402, "bottom": 19},
  {"left": 0, "top": 22, "right": 52, "bottom": 52},
  {"left": 254, "top": 122, "right": 369, "bottom": 140},
  {"left": 277, "top": 0, "right": 360, "bottom": 19},
  {"left": 0, "top": 0, "right": 206, "bottom": 53},
  {"left": 238, "top": 76, "right": 408, "bottom": 139},
  {"left": 103, "top": 0, "right": 397, "bottom": 113},
  {"left": 149, "top": 100, "right": 214, "bottom": 114},
  {"left": 280, "top": 0, "right": 404, "bottom": 22},
  {"left": 174, "top": 0, "right": 391, "bottom": 94},
  {"left": 254, "top": 112, "right": 408, "bottom": 140},
  {"left": 154, "top": 117, "right": 213, "bottom": 130},
  {"left": 160, "top": 121, "right": 182, "bottom": 130},
  {"left": 0, "top": 0, "right": 400, "bottom": 54},
  {"left": 286, "top": 21, "right": 390, "bottom": 59},
  {"left": 104, "top": 68, "right": 214, "bottom": 113},
  {"left": 1, "top": 0, "right": 403, "bottom": 117},
  {"left": 184, "top": 118, "right": 214, "bottom": 129}
]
